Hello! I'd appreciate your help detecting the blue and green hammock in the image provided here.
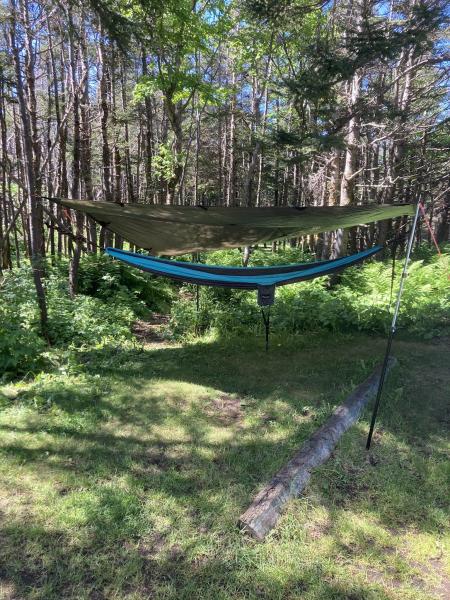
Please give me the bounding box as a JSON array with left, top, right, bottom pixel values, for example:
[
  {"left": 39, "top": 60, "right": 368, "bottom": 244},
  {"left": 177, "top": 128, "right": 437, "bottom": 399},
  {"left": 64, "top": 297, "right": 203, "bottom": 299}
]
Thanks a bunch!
[
  {"left": 106, "top": 245, "right": 383, "bottom": 305},
  {"left": 45, "top": 195, "right": 411, "bottom": 307},
  {"left": 106, "top": 245, "right": 383, "bottom": 349}
]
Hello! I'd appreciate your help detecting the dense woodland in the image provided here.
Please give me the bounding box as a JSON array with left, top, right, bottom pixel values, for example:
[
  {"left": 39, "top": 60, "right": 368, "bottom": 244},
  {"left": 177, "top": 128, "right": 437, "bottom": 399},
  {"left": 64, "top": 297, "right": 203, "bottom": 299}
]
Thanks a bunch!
[{"left": 0, "top": 0, "right": 449, "bottom": 333}]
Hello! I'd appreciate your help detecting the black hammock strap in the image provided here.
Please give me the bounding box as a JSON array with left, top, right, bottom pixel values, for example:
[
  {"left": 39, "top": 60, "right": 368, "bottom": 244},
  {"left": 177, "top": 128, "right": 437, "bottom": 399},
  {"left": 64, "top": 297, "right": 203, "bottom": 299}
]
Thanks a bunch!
[{"left": 261, "top": 306, "right": 271, "bottom": 352}]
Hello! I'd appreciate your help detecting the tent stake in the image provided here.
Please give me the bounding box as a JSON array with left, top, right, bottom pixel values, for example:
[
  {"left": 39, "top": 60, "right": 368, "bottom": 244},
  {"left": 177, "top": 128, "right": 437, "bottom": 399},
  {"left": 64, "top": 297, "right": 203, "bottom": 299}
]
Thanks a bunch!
[{"left": 366, "top": 201, "right": 421, "bottom": 450}]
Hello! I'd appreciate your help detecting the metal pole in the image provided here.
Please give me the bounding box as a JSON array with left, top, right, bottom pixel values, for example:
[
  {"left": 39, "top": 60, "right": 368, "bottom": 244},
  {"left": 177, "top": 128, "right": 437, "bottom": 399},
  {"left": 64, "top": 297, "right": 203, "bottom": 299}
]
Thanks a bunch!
[{"left": 366, "top": 201, "right": 421, "bottom": 450}]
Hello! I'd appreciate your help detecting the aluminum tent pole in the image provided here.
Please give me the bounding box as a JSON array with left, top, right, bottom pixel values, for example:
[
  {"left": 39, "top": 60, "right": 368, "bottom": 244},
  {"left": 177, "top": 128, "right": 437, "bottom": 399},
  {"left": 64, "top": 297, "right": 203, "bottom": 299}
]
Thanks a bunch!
[{"left": 366, "top": 201, "right": 422, "bottom": 450}]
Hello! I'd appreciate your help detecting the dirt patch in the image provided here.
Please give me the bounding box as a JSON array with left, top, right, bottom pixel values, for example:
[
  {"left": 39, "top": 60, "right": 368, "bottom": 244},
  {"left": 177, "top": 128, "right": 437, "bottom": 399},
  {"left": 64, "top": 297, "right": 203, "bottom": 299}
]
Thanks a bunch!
[
  {"left": 168, "top": 543, "right": 184, "bottom": 562},
  {"left": 428, "top": 557, "right": 450, "bottom": 599},
  {"left": 358, "top": 547, "right": 450, "bottom": 598},
  {"left": 192, "top": 553, "right": 209, "bottom": 569},
  {"left": 132, "top": 447, "right": 168, "bottom": 475},
  {"left": 137, "top": 532, "right": 166, "bottom": 559},
  {"left": 304, "top": 517, "right": 332, "bottom": 540},
  {"left": 0, "top": 581, "right": 18, "bottom": 600},
  {"left": 144, "top": 448, "right": 168, "bottom": 469},
  {"left": 208, "top": 394, "right": 243, "bottom": 426},
  {"left": 362, "top": 565, "right": 402, "bottom": 588},
  {"left": 132, "top": 445, "right": 191, "bottom": 480},
  {"left": 132, "top": 314, "right": 170, "bottom": 345},
  {"left": 261, "top": 412, "right": 277, "bottom": 424}
]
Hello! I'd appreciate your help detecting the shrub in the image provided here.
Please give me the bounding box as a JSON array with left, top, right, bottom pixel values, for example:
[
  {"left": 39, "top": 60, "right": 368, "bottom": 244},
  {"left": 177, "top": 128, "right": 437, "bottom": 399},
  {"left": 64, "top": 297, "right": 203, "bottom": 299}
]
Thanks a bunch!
[
  {"left": 77, "top": 252, "right": 174, "bottom": 312},
  {"left": 0, "top": 306, "right": 46, "bottom": 376},
  {"left": 0, "top": 254, "right": 159, "bottom": 378},
  {"left": 0, "top": 266, "right": 46, "bottom": 376},
  {"left": 46, "top": 292, "right": 136, "bottom": 348}
]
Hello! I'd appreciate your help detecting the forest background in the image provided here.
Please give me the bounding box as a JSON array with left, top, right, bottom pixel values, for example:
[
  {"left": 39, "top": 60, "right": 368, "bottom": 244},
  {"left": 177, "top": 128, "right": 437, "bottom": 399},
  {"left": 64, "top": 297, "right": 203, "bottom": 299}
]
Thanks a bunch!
[
  {"left": 0, "top": 4, "right": 449, "bottom": 599},
  {"left": 0, "top": 0, "right": 449, "bottom": 373}
]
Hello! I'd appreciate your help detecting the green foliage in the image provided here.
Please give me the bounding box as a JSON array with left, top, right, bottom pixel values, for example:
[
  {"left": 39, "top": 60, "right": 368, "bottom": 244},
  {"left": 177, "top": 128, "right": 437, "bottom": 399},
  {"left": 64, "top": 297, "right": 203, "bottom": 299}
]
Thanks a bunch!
[
  {"left": 0, "top": 253, "right": 173, "bottom": 379},
  {"left": 46, "top": 292, "right": 136, "bottom": 348},
  {"left": 134, "top": 73, "right": 227, "bottom": 107},
  {"left": 76, "top": 252, "right": 173, "bottom": 312},
  {"left": 250, "top": 0, "right": 449, "bottom": 157},
  {"left": 0, "top": 268, "right": 46, "bottom": 375},
  {"left": 152, "top": 144, "right": 179, "bottom": 182},
  {"left": 131, "top": 0, "right": 231, "bottom": 113},
  {"left": 2, "top": 245, "right": 448, "bottom": 378}
]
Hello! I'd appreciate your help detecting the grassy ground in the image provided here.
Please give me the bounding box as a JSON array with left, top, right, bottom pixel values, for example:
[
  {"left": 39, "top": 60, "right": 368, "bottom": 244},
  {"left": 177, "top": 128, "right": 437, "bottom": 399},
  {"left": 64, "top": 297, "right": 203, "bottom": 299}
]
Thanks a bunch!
[{"left": 0, "top": 329, "right": 448, "bottom": 600}]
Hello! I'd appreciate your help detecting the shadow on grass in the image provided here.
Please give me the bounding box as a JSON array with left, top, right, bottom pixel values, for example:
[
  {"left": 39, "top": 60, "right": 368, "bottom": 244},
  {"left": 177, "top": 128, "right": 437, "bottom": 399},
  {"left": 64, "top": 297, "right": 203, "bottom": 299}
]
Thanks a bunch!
[
  {"left": 0, "top": 513, "right": 399, "bottom": 600},
  {"left": 0, "top": 335, "right": 448, "bottom": 599}
]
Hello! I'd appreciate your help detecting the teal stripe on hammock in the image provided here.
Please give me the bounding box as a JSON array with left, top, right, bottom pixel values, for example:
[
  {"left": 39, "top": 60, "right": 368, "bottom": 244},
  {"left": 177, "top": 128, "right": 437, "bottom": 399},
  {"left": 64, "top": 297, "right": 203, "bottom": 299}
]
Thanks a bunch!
[
  {"left": 106, "top": 246, "right": 382, "bottom": 288},
  {"left": 106, "top": 247, "right": 336, "bottom": 274}
]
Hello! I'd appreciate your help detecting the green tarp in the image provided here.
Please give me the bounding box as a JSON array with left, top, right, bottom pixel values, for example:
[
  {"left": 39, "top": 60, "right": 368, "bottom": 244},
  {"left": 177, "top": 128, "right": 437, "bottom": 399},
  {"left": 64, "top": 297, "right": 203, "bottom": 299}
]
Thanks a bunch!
[{"left": 58, "top": 198, "right": 415, "bottom": 255}]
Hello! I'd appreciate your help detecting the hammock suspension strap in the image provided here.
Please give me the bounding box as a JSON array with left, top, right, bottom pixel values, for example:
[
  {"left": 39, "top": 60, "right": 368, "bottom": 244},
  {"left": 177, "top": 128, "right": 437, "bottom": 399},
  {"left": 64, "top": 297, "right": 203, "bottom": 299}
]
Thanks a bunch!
[{"left": 261, "top": 306, "right": 271, "bottom": 352}]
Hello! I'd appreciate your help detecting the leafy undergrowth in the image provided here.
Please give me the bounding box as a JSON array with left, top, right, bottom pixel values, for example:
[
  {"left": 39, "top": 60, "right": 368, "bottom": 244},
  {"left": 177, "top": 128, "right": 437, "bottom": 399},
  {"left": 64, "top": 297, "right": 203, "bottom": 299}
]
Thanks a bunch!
[
  {"left": 1, "top": 245, "right": 448, "bottom": 379},
  {"left": 0, "top": 334, "right": 448, "bottom": 599},
  {"left": 0, "top": 255, "right": 174, "bottom": 378}
]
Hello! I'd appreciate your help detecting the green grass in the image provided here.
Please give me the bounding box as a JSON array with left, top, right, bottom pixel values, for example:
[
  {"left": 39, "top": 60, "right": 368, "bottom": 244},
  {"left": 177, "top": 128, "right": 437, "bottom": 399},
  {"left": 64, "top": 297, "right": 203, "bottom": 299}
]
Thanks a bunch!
[{"left": 0, "top": 332, "right": 449, "bottom": 599}]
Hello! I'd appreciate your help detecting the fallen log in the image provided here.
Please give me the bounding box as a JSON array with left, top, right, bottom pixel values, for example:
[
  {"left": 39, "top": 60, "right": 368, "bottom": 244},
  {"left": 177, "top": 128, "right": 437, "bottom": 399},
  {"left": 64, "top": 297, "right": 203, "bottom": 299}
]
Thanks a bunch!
[{"left": 239, "top": 357, "right": 397, "bottom": 540}]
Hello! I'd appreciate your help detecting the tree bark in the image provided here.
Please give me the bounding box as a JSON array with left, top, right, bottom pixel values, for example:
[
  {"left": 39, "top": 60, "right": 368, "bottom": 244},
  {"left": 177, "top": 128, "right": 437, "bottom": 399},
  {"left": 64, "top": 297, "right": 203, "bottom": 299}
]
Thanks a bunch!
[{"left": 9, "top": 0, "right": 48, "bottom": 335}]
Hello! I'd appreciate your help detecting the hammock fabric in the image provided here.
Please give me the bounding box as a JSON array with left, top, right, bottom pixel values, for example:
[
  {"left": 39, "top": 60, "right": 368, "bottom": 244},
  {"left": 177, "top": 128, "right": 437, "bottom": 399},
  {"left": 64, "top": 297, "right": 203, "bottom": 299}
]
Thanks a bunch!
[
  {"left": 57, "top": 198, "right": 415, "bottom": 256},
  {"left": 106, "top": 245, "right": 383, "bottom": 305}
]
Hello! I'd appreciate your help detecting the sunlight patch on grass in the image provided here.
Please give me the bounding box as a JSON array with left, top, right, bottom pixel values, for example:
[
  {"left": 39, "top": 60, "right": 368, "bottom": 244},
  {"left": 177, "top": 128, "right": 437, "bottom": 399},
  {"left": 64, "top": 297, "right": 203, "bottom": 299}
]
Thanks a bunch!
[{"left": 0, "top": 335, "right": 448, "bottom": 599}]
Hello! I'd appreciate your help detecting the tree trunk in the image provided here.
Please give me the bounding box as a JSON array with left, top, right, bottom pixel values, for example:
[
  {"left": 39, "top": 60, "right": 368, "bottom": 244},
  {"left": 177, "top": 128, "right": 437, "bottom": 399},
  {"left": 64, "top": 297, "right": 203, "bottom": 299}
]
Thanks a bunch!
[
  {"left": 9, "top": 0, "right": 48, "bottom": 335},
  {"left": 68, "top": 9, "right": 83, "bottom": 297}
]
